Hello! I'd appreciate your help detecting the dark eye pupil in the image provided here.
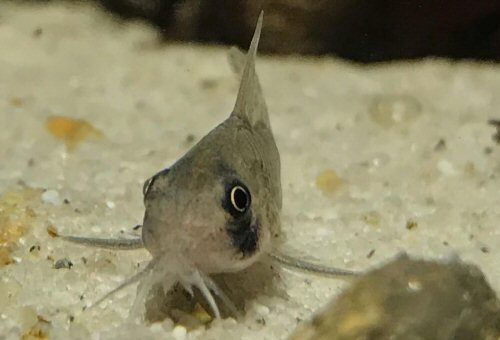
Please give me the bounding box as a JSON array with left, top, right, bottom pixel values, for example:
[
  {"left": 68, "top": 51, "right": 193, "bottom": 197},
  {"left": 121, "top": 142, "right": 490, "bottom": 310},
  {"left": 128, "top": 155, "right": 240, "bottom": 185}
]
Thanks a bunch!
[
  {"left": 231, "top": 186, "right": 249, "bottom": 212},
  {"left": 223, "top": 180, "right": 251, "bottom": 217}
]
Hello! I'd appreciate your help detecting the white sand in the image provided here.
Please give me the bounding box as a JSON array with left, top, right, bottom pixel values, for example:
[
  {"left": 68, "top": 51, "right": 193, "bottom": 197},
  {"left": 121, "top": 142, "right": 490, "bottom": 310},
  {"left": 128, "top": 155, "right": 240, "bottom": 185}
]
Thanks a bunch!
[{"left": 1, "top": 2, "right": 499, "bottom": 339}]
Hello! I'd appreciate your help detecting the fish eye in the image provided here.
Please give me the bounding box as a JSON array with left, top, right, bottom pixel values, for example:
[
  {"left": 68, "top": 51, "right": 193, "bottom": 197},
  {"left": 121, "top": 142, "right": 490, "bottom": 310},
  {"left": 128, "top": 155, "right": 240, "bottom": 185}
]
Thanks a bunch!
[
  {"left": 224, "top": 181, "right": 251, "bottom": 216},
  {"left": 231, "top": 186, "right": 250, "bottom": 212}
]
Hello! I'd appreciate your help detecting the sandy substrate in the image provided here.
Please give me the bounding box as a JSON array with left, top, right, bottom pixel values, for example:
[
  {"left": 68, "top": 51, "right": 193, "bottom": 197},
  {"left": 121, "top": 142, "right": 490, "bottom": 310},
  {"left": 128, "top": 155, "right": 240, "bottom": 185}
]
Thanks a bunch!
[{"left": 1, "top": 2, "right": 500, "bottom": 339}]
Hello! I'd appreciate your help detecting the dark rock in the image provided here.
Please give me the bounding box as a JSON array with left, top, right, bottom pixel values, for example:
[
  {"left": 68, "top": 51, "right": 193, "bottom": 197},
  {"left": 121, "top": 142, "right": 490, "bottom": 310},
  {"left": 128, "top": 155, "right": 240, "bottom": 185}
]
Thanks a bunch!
[{"left": 290, "top": 255, "right": 500, "bottom": 340}]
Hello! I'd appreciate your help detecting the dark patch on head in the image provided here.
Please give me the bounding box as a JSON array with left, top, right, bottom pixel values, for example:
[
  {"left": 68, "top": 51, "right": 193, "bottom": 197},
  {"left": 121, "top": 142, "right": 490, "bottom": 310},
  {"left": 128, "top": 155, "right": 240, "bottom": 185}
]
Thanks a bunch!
[
  {"left": 221, "top": 176, "right": 259, "bottom": 256},
  {"left": 227, "top": 215, "right": 259, "bottom": 256}
]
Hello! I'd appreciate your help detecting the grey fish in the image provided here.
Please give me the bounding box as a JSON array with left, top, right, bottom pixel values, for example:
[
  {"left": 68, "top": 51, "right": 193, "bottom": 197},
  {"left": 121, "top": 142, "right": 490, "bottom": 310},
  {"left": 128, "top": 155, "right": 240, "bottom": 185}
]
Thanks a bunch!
[{"left": 61, "top": 12, "right": 354, "bottom": 320}]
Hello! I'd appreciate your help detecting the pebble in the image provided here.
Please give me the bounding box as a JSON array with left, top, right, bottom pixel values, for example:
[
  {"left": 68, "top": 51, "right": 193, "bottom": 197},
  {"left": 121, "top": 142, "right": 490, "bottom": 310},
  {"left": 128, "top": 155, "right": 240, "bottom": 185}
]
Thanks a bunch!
[
  {"left": 172, "top": 325, "right": 187, "bottom": 340},
  {"left": 254, "top": 303, "right": 270, "bottom": 316},
  {"left": 41, "top": 190, "right": 62, "bottom": 205},
  {"left": 54, "top": 258, "right": 73, "bottom": 269},
  {"left": 437, "top": 159, "right": 458, "bottom": 176}
]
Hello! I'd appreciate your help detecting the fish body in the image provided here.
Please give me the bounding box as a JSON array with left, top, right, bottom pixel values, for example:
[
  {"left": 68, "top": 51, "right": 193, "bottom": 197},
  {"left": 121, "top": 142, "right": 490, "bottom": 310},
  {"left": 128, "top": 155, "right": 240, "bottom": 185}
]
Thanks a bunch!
[
  {"left": 141, "top": 12, "right": 281, "bottom": 281},
  {"left": 61, "top": 12, "right": 354, "bottom": 320}
]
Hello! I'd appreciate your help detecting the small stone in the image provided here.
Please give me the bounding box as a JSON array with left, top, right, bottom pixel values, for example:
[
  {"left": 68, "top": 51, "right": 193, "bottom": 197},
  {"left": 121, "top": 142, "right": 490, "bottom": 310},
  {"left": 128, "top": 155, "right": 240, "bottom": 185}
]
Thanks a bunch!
[
  {"left": 407, "top": 279, "right": 423, "bottom": 291},
  {"left": 369, "top": 94, "right": 422, "bottom": 128},
  {"left": 191, "top": 303, "right": 212, "bottom": 324},
  {"left": 185, "top": 134, "right": 196, "bottom": 144},
  {"left": 488, "top": 119, "right": 500, "bottom": 144},
  {"left": 172, "top": 325, "right": 187, "bottom": 340},
  {"left": 32, "top": 27, "right": 43, "bottom": 38},
  {"left": 37, "top": 315, "right": 50, "bottom": 324},
  {"left": 106, "top": 201, "right": 116, "bottom": 209},
  {"left": 464, "top": 162, "right": 476, "bottom": 176},
  {"left": 9, "top": 96, "right": 25, "bottom": 107},
  {"left": 149, "top": 322, "right": 164, "bottom": 333},
  {"left": 406, "top": 219, "right": 418, "bottom": 230},
  {"left": 362, "top": 211, "right": 381, "bottom": 228},
  {"left": 254, "top": 303, "right": 270, "bottom": 316},
  {"left": 437, "top": 159, "right": 457, "bottom": 176},
  {"left": 21, "top": 316, "right": 51, "bottom": 340},
  {"left": 45, "top": 116, "right": 103, "bottom": 150},
  {"left": 54, "top": 258, "right": 73, "bottom": 269},
  {"left": 199, "top": 78, "right": 218, "bottom": 89},
  {"left": 434, "top": 138, "right": 446, "bottom": 151},
  {"left": 315, "top": 169, "right": 342, "bottom": 195},
  {"left": 46, "top": 226, "right": 58, "bottom": 238},
  {"left": 28, "top": 245, "right": 40, "bottom": 254},
  {"left": 41, "top": 190, "right": 61, "bottom": 206}
]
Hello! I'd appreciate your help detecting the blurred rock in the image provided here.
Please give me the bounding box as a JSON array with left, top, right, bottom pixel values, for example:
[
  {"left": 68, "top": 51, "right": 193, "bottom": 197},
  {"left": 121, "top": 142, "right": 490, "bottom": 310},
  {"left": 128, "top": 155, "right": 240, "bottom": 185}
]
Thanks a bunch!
[
  {"left": 290, "top": 255, "right": 500, "bottom": 340},
  {"left": 84, "top": 0, "right": 500, "bottom": 61}
]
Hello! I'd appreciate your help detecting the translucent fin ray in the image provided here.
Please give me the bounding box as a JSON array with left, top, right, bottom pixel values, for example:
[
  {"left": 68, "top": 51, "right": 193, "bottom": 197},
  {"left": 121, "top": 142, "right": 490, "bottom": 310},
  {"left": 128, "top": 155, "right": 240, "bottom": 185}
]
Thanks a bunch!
[
  {"left": 60, "top": 235, "right": 144, "bottom": 250},
  {"left": 268, "top": 252, "right": 358, "bottom": 277},
  {"left": 86, "top": 257, "right": 158, "bottom": 311},
  {"left": 200, "top": 272, "right": 240, "bottom": 318},
  {"left": 190, "top": 270, "right": 221, "bottom": 319}
]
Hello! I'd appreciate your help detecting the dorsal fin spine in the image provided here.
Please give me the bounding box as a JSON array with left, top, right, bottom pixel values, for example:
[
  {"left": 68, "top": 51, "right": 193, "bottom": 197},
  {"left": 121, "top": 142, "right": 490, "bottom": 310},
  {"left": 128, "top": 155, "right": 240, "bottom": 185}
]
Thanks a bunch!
[{"left": 231, "top": 11, "right": 270, "bottom": 127}]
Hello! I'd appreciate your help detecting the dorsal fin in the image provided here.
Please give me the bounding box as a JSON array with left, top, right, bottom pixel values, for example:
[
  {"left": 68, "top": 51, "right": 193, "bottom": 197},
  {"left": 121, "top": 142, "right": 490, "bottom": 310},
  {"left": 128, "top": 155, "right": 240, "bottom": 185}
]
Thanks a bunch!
[{"left": 230, "top": 11, "right": 270, "bottom": 128}]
